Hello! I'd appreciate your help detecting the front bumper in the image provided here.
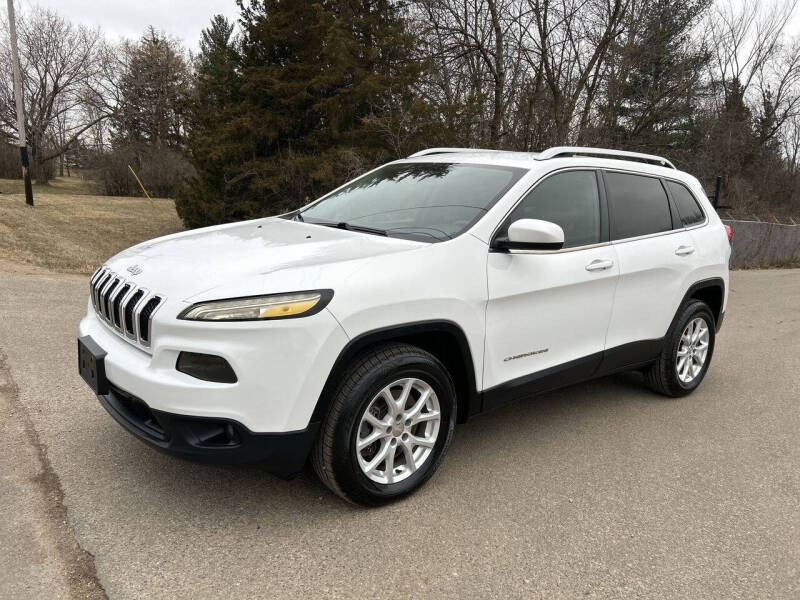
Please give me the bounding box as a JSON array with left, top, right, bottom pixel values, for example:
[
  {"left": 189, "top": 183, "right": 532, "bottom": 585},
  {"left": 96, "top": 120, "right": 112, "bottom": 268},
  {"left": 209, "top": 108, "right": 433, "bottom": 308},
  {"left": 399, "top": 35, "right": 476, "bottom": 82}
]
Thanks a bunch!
[
  {"left": 78, "top": 299, "right": 349, "bottom": 432},
  {"left": 98, "top": 382, "right": 319, "bottom": 478}
]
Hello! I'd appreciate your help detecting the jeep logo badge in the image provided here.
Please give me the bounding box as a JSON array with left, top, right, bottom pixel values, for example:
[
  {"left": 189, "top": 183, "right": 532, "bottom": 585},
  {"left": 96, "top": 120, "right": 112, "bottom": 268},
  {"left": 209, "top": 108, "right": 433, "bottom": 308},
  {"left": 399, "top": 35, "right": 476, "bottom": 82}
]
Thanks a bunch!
[{"left": 126, "top": 264, "right": 143, "bottom": 276}]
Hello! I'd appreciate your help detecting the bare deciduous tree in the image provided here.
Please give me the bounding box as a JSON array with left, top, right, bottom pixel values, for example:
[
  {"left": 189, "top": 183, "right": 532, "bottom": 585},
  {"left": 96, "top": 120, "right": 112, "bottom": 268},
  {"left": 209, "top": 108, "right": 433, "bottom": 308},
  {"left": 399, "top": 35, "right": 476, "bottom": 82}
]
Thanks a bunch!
[
  {"left": 754, "top": 38, "right": 800, "bottom": 144},
  {"left": 415, "top": 0, "right": 530, "bottom": 146},
  {"left": 526, "top": 0, "right": 630, "bottom": 144},
  {"left": 415, "top": 0, "right": 629, "bottom": 147},
  {"left": 707, "top": 0, "right": 798, "bottom": 105},
  {"left": 0, "top": 7, "right": 112, "bottom": 182}
]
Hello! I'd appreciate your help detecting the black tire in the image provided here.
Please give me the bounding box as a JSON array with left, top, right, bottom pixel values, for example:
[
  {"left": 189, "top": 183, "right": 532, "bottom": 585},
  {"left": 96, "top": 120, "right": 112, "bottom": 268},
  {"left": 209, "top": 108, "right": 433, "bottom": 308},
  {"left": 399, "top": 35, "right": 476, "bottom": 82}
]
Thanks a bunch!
[
  {"left": 312, "top": 343, "right": 457, "bottom": 506},
  {"left": 644, "top": 300, "right": 716, "bottom": 397}
]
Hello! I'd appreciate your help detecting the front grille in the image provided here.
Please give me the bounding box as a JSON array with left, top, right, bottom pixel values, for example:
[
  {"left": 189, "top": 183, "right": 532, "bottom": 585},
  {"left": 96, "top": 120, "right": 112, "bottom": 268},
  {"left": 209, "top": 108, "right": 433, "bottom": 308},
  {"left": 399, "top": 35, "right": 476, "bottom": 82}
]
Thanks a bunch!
[{"left": 89, "top": 267, "right": 165, "bottom": 349}]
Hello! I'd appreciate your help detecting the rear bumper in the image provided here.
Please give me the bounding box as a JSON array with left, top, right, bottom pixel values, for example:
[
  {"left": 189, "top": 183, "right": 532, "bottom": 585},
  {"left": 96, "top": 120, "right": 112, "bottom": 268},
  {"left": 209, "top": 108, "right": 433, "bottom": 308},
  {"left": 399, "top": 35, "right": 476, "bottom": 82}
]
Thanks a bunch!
[{"left": 98, "top": 382, "right": 319, "bottom": 478}]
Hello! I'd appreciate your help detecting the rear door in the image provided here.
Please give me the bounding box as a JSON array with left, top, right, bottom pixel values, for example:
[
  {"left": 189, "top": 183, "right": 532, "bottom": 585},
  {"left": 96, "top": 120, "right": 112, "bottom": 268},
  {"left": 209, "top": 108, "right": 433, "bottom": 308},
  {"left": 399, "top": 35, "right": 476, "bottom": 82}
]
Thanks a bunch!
[
  {"left": 603, "top": 170, "right": 702, "bottom": 351},
  {"left": 483, "top": 169, "right": 618, "bottom": 406}
]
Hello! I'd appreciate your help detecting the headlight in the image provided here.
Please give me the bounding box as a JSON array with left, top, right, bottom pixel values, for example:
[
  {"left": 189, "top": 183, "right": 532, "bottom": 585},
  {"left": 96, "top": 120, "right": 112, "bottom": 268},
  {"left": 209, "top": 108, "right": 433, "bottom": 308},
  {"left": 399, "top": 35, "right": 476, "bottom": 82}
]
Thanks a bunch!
[{"left": 178, "top": 290, "right": 333, "bottom": 321}]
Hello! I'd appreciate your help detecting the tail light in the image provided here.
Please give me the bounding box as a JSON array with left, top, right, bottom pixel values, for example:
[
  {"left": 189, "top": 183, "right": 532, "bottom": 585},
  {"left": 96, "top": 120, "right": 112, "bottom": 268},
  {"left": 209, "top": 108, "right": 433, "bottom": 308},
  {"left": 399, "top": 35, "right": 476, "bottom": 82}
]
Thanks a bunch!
[{"left": 724, "top": 224, "right": 732, "bottom": 244}]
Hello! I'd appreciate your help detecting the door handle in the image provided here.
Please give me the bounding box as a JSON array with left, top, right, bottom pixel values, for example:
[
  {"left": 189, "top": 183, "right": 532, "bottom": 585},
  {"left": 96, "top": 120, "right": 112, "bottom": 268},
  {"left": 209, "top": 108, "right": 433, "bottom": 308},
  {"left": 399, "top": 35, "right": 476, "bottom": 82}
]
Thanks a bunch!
[
  {"left": 675, "top": 245, "right": 695, "bottom": 256},
  {"left": 585, "top": 259, "right": 614, "bottom": 272}
]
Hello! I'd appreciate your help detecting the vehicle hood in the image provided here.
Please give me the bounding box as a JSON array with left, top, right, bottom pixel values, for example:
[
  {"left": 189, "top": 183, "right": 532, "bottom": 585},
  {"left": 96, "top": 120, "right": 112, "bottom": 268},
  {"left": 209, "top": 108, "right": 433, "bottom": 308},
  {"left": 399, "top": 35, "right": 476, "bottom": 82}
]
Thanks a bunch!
[{"left": 105, "top": 218, "right": 424, "bottom": 301}]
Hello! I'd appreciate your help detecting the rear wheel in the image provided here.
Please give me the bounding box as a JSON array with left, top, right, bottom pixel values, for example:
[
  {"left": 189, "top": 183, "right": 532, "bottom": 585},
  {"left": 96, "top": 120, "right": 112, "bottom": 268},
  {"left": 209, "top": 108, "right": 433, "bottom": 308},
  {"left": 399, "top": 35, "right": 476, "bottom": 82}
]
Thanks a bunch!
[
  {"left": 645, "top": 300, "right": 716, "bottom": 397},
  {"left": 312, "top": 343, "right": 456, "bottom": 506}
]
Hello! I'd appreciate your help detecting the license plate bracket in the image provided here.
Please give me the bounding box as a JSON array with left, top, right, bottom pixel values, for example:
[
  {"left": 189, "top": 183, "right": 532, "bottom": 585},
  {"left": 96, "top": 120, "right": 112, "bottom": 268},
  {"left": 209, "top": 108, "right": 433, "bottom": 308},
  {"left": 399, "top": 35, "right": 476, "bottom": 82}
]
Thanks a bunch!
[{"left": 77, "top": 335, "right": 108, "bottom": 395}]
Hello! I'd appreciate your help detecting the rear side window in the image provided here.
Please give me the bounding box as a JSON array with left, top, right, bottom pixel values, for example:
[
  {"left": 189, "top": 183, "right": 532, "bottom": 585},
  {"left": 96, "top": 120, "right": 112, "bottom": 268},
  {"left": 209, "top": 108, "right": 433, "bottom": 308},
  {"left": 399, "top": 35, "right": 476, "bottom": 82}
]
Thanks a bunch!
[
  {"left": 666, "top": 180, "right": 705, "bottom": 226},
  {"left": 605, "top": 172, "right": 672, "bottom": 240},
  {"left": 498, "top": 170, "right": 601, "bottom": 248}
]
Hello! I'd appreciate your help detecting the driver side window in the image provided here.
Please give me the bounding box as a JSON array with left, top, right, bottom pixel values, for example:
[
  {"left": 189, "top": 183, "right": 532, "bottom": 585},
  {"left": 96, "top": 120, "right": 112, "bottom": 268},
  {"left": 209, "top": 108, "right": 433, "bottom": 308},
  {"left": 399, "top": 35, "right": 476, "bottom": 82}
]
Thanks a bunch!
[{"left": 498, "top": 170, "right": 601, "bottom": 249}]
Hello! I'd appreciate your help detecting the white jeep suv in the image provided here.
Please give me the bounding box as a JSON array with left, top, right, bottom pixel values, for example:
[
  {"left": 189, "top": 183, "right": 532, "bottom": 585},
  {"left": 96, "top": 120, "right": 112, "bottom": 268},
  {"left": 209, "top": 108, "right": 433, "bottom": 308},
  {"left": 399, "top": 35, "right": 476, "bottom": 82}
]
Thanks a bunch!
[{"left": 78, "top": 147, "right": 731, "bottom": 505}]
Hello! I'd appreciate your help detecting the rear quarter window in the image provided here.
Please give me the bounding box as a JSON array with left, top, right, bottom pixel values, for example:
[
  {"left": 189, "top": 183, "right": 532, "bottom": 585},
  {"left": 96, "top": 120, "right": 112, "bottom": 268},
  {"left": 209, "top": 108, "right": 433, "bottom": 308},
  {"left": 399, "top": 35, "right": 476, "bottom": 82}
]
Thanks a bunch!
[
  {"left": 666, "top": 180, "right": 705, "bottom": 226},
  {"left": 605, "top": 171, "right": 673, "bottom": 240}
]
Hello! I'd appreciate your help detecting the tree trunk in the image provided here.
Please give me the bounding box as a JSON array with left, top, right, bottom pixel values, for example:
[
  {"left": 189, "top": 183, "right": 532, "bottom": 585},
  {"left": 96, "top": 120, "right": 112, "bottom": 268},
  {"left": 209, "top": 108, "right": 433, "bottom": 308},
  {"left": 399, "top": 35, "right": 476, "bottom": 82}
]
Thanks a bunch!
[
  {"left": 488, "top": 0, "right": 505, "bottom": 147},
  {"left": 30, "top": 144, "right": 50, "bottom": 185},
  {"left": 35, "top": 165, "right": 49, "bottom": 185}
]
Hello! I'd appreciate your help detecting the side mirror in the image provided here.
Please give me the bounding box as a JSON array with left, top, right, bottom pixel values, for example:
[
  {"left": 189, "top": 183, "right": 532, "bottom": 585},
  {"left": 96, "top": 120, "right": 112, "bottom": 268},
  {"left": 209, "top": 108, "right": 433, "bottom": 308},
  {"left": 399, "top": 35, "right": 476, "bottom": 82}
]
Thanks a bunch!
[{"left": 493, "top": 219, "right": 565, "bottom": 251}]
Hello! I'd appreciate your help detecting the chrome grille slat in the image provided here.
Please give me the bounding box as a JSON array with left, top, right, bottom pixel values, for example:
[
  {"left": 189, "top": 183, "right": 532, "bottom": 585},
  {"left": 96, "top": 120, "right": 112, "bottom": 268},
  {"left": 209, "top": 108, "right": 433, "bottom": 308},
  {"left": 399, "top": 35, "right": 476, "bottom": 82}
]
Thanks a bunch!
[
  {"left": 91, "top": 272, "right": 102, "bottom": 310},
  {"left": 93, "top": 271, "right": 112, "bottom": 310},
  {"left": 90, "top": 270, "right": 103, "bottom": 311},
  {"left": 89, "top": 268, "right": 166, "bottom": 351},
  {"left": 102, "top": 278, "right": 120, "bottom": 320},
  {"left": 89, "top": 267, "right": 105, "bottom": 288},
  {"left": 111, "top": 283, "right": 133, "bottom": 330},
  {"left": 98, "top": 275, "right": 116, "bottom": 320},
  {"left": 124, "top": 289, "right": 146, "bottom": 338},
  {"left": 138, "top": 296, "right": 163, "bottom": 346},
  {"left": 131, "top": 289, "right": 151, "bottom": 342}
]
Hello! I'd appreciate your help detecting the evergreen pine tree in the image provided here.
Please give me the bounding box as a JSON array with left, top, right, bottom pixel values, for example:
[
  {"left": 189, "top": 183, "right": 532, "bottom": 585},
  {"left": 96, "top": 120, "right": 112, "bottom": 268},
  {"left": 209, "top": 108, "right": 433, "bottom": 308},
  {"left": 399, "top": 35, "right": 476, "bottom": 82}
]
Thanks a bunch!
[
  {"left": 176, "top": 15, "right": 243, "bottom": 226},
  {"left": 177, "top": 1, "right": 424, "bottom": 228},
  {"left": 599, "top": 0, "right": 710, "bottom": 153},
  {"left": 115, "top": 27, "right": 191, "bottom": 148}
]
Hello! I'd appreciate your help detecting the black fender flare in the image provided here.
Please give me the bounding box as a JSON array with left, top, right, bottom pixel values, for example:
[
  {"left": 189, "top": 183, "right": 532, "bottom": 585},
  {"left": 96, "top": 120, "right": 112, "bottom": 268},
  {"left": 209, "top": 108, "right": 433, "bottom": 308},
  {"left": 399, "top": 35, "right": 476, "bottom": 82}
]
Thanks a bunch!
[
  {"left": 672, "top": 277, "right": 726, "bottom": 333},
  {"left": 310, "top": 320, "right": 482, "bottom": 424}
]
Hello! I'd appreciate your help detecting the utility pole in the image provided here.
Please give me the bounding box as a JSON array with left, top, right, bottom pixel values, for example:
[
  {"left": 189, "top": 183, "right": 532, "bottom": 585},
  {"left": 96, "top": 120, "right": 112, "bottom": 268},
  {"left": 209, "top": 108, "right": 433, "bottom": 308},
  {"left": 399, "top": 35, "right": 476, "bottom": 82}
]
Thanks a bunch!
[{"left": 6, "top": 0, "right": 33, "bottom": 206}]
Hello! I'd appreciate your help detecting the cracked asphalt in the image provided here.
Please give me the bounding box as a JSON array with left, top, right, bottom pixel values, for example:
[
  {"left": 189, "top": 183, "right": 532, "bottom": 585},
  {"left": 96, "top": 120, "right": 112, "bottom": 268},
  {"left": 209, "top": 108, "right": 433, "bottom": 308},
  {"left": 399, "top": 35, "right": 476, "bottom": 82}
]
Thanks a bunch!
[{"left": 0, "top": 265, "right": 798, "bottom": 599}]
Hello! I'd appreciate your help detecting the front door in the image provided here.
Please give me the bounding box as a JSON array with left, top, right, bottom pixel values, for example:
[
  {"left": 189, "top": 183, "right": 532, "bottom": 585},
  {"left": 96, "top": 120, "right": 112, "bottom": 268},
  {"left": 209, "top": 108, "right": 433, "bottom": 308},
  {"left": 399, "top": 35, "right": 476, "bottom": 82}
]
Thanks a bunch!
[{"left": 483, "top": 169, "right": 618, "bottom": 408}]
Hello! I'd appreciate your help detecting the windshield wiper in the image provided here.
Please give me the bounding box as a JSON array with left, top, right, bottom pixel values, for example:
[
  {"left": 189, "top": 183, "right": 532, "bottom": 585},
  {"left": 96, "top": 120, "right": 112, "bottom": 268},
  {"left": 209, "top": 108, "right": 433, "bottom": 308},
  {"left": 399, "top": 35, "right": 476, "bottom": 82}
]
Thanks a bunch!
[{"left": 318, "top": 221, "right": 388, "bottom": 237}]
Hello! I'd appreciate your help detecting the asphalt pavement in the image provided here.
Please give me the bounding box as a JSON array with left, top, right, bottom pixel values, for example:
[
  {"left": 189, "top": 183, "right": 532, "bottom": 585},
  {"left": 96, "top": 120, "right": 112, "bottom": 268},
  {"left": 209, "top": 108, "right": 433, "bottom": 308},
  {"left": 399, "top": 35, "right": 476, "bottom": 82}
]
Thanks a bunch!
[{"left": 0, "top": 265, "right": 798, "bottom": 599}]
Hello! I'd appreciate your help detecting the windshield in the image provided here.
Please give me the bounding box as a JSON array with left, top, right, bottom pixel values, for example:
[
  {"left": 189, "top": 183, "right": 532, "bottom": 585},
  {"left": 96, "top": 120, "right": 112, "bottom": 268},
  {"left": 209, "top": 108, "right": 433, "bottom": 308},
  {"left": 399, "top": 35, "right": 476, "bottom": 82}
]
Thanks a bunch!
[{"left": 298, "top": 162, "right": 527, "bottom": 241}]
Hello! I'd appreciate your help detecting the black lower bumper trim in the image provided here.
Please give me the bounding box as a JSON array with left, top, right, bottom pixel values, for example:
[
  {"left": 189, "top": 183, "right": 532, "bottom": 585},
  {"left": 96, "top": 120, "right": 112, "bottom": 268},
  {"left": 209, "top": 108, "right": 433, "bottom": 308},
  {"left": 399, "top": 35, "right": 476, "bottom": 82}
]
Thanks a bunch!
[{"left": 98, "top": 384, "right": 319, "bottom": 479}]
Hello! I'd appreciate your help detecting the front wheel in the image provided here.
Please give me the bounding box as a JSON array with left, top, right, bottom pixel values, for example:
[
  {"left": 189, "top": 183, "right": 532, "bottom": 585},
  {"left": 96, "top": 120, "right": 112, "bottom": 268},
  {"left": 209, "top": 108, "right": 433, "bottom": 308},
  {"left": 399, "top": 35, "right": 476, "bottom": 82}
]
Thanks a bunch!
[
  {"left": 312, "top": 343, "right": 457, "bottom": 506},
  {"left": 645, "top": 300, "right": 716, "bottom": 397}
]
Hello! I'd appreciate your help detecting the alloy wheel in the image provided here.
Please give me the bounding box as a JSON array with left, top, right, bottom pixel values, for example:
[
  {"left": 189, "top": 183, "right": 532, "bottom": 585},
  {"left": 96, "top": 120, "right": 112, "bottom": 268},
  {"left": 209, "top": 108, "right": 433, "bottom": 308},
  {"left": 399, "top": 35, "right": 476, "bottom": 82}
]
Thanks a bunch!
[
  {"left": 676, "top": 317, "right": 710, "bottom": 384},
  {"left": 356, "top": 378, "right": 441, "bottom": 484}
]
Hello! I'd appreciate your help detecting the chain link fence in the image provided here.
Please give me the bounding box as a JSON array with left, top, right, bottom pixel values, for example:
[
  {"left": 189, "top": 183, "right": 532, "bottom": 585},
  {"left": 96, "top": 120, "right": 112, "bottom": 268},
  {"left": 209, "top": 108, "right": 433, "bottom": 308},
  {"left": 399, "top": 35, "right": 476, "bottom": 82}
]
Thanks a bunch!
[{"left": 723, "top": 219, "right": 800, "bottom": 269}]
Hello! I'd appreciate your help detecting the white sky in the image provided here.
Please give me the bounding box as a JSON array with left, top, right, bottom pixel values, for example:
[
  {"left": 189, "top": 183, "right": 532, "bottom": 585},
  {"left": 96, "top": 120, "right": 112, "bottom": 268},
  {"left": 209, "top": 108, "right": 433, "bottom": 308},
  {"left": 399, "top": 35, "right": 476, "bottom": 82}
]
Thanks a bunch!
[
  {"left": 787, "top": 11, "right": 800, "bottom": 37},
  {"left": 13, "top": 0, "right": 800, "bottom": 51},
  {"left": 17, "top": 0, "right": 241, "bottom": 50}
]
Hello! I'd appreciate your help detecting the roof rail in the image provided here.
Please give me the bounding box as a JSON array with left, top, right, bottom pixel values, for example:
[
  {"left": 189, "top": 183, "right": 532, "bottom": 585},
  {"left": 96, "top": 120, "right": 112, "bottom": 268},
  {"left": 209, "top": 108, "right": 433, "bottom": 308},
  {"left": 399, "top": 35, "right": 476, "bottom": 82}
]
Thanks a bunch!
[
  {"left": 535, "top": 146, "right": 676, "bottom": 169},
  {"left": 408, "top": 147, "right": 500, "bottom": 158}
]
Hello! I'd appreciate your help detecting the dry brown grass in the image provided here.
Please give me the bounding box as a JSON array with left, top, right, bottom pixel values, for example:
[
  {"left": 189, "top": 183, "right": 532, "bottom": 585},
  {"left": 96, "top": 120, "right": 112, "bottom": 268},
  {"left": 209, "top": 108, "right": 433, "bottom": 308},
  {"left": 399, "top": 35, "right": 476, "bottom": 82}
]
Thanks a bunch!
[
  {"left": 0, "top": 180, "right": 183, "bottom": 274},
  {"left": 0, "top": 175, "right": 97, "bottom": 197}
]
